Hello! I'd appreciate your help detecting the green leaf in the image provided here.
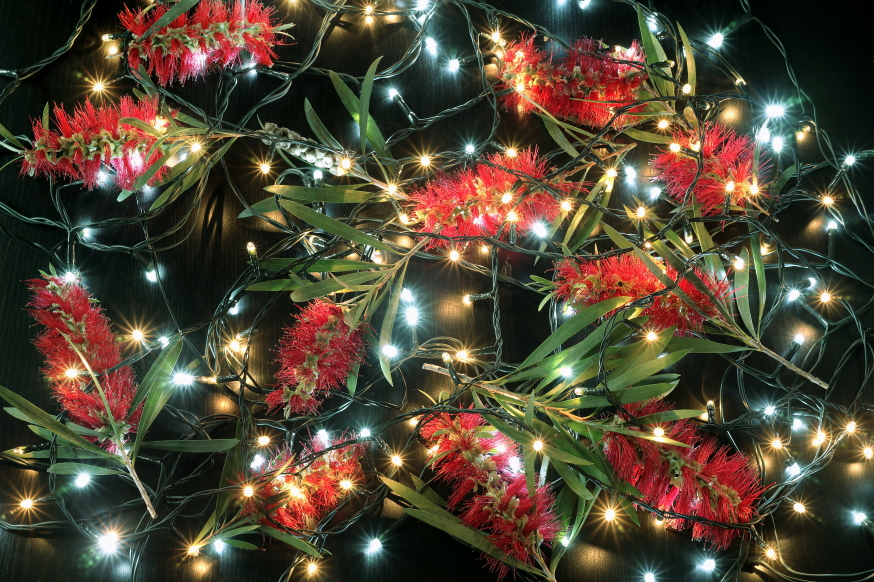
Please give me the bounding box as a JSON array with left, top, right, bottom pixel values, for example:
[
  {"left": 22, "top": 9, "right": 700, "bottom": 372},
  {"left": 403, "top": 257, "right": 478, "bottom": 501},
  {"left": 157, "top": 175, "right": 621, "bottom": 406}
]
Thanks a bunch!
[
  {"left": 275, "top": 199, "right": 394, "bottom": 254},
  {"left": 677, "top": 23, "right": 696, "bottom": 95},
  {"left": 359, "top": 57, "right": 382, "bottom": 155},
  {"left": 42, "top": 102, "right": 49, "bottom": 133},
  {"left": 259, "top": 258, "right": 389, "bottom": 272},
  {"left": 222, "top": 539, "right": 259, "bottom": 550},
  {"left": 28, "top": 425, "right": 78, "bottom": 448},
  {"left": 403, "top": 509, "right": 542, "bottom": 576},
  {"left": 635, "top": 409, "right": 705, "bottom": 424},
  {"left": 217, "top": 422, "right": 243, "bottom": 517},
  {"left": 304, "top": 98, "right": 342, "bottom": 150},
  {"left": 139, "top": 0, "right": 200, "bottom": 42},
  {"left": 618, "top": 496, "right": 641, "bottom": 526},
  {"left": 119, "top": 117, "right": 162, "bottom": 137},
  {"left": 131, "top": 337, "right": 184, "bottom": 459},
  {"left": 4, "top": 447, "right": 109, "bottom": 460},
  {"left": 770, "top": 164, "right": 797, "bottom": 196},
  {"left": 554, "top": 382, "right": 679, "bottom": 410},
  {"left": 690, "top": 205, "right": 726, "bottom": 280},
  {"left": 409, "top": 474, "right": 447, "bottom": 508},
  {"left": 0, "top": 385, "right": 114, "bottom": 458},
  {"left": 539, "top": 114, "right": 581, "bottom": 158},
  {"left": 518, "top": 297, "right": 629, "bottom": 370},
  {"left": 221, "top": 524, "right": 262, "bottom": 539},
  {"left": 260, "top": 526, "right": 323, "bottom": 558},
  {"left": 346, "top": 361, "right": 360, "bottom": 396},
  {"left": 289, "top": 271, "right": 383, "bottom": 302},
  {"left": 380, "top": 476, "right": 453, "bottom": 517},
  {"left": 636, "top": 8, "right": 674, "bottom": 97},
  {"left": 623, "top": 128, "right": 674, "bottom": 144},
  {"left": 664, "top": 336, "right": 749, "bottom": 353},
  {"left": 551, "top": 459, "right": 594, "bottom": 500},
  {"left": 750, "top": 230, "right": 767, "bottom": 327},
  {"left": 138, "top": 438, "right": 239, "bottom": 453},
  {"left": 46, "top": 462, "right": 124, "bottom": 476},
  {"left": 329, "top": 69, "right": 390, "bottom": 160},
  {"left": 0, "top": 120, "right": 23, "bottom": 149},
  {"left": 246, "top": 278, "right": 306, "bottom": 292},
  {"left": 603, "top": 349, "right": 690, "bottom": 391},
  {"left": 567, "top": 419, "right": 689, "bottom": 447},
  {"left": 734, "top": 248, "right": 756, "bottom": 338},
  {"left": 132, "top": 142, "right": 185, "bottom": 192},
  {"left": 379, "top": 263, "right": 407, "bottom": 386}
]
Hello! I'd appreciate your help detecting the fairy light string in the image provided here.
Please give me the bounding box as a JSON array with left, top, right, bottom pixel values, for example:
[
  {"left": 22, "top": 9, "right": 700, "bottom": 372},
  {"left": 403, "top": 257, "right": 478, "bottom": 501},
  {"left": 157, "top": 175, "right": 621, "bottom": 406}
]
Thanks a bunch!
[{"left": 0, "top": 1, "right": 871, "bottom": 582}]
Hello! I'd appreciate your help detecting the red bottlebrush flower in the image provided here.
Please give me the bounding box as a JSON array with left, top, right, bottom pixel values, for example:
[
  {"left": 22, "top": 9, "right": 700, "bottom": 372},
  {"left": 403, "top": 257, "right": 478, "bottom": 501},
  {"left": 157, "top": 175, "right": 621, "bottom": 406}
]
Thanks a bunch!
[
  {"left": 602, "top": 400, "right": 765, "bottom": 550},
  {"left": 119, "top": 0, "right": 289, "bottom": 87},
  {"left": 21, "top": 95, "right": 173, "bottom": 191},
  {"left": 265, "top": 300, "right": 366, "bottom": 418},
  {"left": 246, "top": 432, "right": 366, "bottom": 532},
  {"left": 409, "top": 148, "right": 583, "bottom": 249},
  {"left": 553, "top": 253, "right": 731, "bottom": 335},
  {"left": 650, "top": 122, "right": 772, "bottom": 215},
  {"left": 499, "top": 35, "right": 647, "bottom": 129},
  {"left": 27, "top": 273, "right": 142, "bottom": 441},
  {"left": 421, "top": 411, "right": 560, "bottom": 579}
]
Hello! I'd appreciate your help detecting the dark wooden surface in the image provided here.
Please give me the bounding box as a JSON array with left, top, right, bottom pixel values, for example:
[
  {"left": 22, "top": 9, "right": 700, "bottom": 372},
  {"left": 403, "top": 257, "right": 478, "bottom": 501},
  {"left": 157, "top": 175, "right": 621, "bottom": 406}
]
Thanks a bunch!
[{"left": 1, "top": 1, "right": 873, "bottom": 581}]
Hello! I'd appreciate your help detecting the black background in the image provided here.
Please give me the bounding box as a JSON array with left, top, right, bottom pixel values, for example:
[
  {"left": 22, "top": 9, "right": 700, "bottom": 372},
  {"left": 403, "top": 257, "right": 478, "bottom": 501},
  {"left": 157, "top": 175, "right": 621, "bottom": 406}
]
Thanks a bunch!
[{"left": 1, "top": 1, "right": 873, "bottom": 581}]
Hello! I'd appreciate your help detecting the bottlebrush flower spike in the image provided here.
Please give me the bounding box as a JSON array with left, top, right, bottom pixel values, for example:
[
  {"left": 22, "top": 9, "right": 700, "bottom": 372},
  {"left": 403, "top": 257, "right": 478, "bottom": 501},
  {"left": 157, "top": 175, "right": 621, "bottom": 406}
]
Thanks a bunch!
[
  {"left": 245, "top": 432, "right": 366, "bottom": 532},
  {"left": 421, "top": 411, "right": 560, "bottom": 579},
  {"left": 553, "top": 253, "right": 730, "bottom": 335},
  {"left": 409, "top": 148, "right": 583, "bottom": 248},
  {"left": 265, "top": 300, "right": 366, "bottom": 418},
  {"left": 651, "top": 122, "right": 772, "bottom": 214},
  {"left": 602, "top": 400, "right": 765, "bottom": 550},
  {"left": 26, "top": 273, "right": 141, "bottom": 442},
  {"left": 21, "top": 95, "right": 173, "bottom": 191},
  {"left": 119, "top": 0, "right": 290, "bottom": 86},
  {"left": 500, "top": 35, "right": 647, "bottom": 128}
]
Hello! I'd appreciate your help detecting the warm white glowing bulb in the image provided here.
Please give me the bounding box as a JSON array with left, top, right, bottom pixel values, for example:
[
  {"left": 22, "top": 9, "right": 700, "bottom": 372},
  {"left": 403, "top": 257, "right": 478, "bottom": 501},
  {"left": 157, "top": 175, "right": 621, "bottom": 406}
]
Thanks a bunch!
[
  {"left": 771, "top": 438, "right": 782, "bottom": 449},
  {"left": 636, "top": 206, "right": 646, "bottom": 219},
  {"left": 75, "top": 473, "right": 91, "bottom": 487},
  {"left": 604, "top": 508, "right": 616, "bottom": 522},
  {"left": 766, "top": 548, "right": 777, "bottom": 559},
  {"left": 561, "top": 199, "right": 572, "bottom": 211},
  {"left": 65, "top": 368, "right": 78, "bottom": 379},
  {"left": 669, "top": 143, "right": 681, "bottom": 153},
  {"left": 606, "top": 168, "right": 618, "bottom": 178},
  {"left": 190, "top": 142, "right": 202, "bottom": 153},
  {"left": 420, "top": 156, "right": 431, "bottom": 166},
  {"left": 257, "top": 436, "right": 270, "bottom": 446},
  {"left": 646, "top": 331, "right": 658, "bottom": 341},
  {"left": 260, "top": 163, "right": 271, "bottom": 174},
  {"left": 19, "top": 498, "right": 33, "bottom": 509},
  {"left": 559, "top": 366, "right": 572, "bottom": 377},
  {"left": 501, "top": 192, "right": 513, "bottom": 203},
  {"left": 132, "top": 329, "right": 144, "bottom": 342},
  {"left": 243, "top": 486, "right": 255, "bottom": 497},
  {"left": 462, "top": 294, "right": 472, "bottom": 305},
  {"left": 820, "top": 292, "right": 832, "bottom": 303},
  {"left": 391, "top": 454, "right": 402, "bottom": 466},
  {"left": 93, "top": 82, "right": 105, "bottom": 92},
  {"left": 653, "top": 427, "right": 665, "bottom": 437},
  {"left": 229, "top": 340, "right": 241, "bottom": 352},
  {"left": 725, "top": 181, "right": 735, "bottom": 192},
  {"left": 847, "top": 421, "right": 857, "bottom": 433},
  {"left": 657, "top": 119, "right": 669, "bottom": 129},
  {"left": 449, "top": 250, "right": 460, "bottom": 261},
  {"left": 308, "top": 562, "right": 318, "bottom": 575},
  {"left": 505, "top": 148, "right": 517, "bottom": 158},
  {"left": 733, "top": 257, "right": 745, "bottom": 270},
  {"left": 682, "top": 83, "right": 692, "bottom": 94},
  {"left": 382, "top": 345, "right": 398, "bottom": 358},
  {"left": 793, "top": 502, "right": 805, "bottom": 513},
  {"left": 532, "top": 440, "right": 544, "bottom": 451},
  {"left": 822, "top": 195, "right": 835, "bottom": 205},
  {"left": 188, "top": 545, "right": 201, "bottom": 556},
  {"left": 340, "top": 479, "right": 353, "bottom": 490},
  {"left": 456, "top": 350, "right": 469, "bottom": 360},
  {"left": 341, "top": 158, "right": 352, "bottom": 170}
]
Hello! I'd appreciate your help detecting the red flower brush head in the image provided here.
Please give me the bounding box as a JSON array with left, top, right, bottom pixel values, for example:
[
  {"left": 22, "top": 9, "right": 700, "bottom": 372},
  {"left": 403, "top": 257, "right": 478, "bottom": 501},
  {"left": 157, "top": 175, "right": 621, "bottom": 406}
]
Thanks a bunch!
[
  {"left": 553, "top": 253, "right": 730, "bottom": 335},
  {"left": 119, "top": 0, "right": 289, "bottom": 86},
  {"left": 246, "top": 432, "right": 366, "bottom": 532},
  {"left": 265, "top": 300, "right": 366, "bottom": 418},
  {"left": 651, "top": 122, "right": 772, "bottom": 214},
  {"left": 500, "top": 35, "right": 647, "bottom": 128},
  {"left": 409, "top": 148, "right": 582, "bottom": 248},
  {"left": 27, "top": 273, "right": 141, "bottom": 443},
  {"left": 22, "top": 95, "right": 173, "bottom": 191},
  {"left": 602, "top": 400, "right": 765, "bottom": 550},
  {"left": 420, "top": 411, "right": 560, "bottom": 579}
]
